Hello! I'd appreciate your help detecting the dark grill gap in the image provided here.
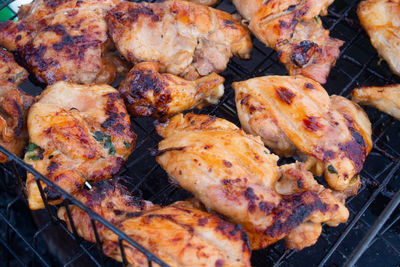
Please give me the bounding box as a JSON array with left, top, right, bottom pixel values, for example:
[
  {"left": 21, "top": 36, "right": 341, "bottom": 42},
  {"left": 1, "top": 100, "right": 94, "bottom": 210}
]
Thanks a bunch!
[{"left": 0, "top": 0, "right": 400, "bottom": 266}]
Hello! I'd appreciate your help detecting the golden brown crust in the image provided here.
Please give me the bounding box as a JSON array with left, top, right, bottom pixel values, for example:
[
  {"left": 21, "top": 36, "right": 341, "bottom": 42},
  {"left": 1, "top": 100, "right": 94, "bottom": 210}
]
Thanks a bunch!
[
  {"left": 0, "top": 0, "right": 129, "bottom": 85},
  {"left": 58, "top": 180, "right": 251, "bottom": 267},
  {"left": 233, "top": 76, "right": 372, "bottom": 191},
  {"left": 156, "top": 113, "right": 349, "bottom": 250},
  {"left": 106, "top": 0, "right": 252, "bottom": 79},
  {"left": 233, "top": 0, "right": 343, "bottom": 84},
  {"left": 25, "top": 82, "right": 136, "bottom": 210},
  {"left": 119, "top": 62, "right": 225, "bottom": 119}
]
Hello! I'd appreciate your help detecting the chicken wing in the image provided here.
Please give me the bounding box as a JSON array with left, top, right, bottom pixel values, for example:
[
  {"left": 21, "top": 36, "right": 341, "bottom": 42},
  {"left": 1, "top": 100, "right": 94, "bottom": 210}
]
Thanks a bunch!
[
  {"left": 24, "top": 81, "right": 136, "bottom": 210},
  {"left": 0, "top": 49, "right": 35, "bottom": 162},
  {"left": 106, "top": 0, "right": 252, "bottom": 80},
  {"left": 0, "top": 0, "right": 129, "bottom": 85},
  {"left": 232, "top": 0, "right": 343, "bottom": 84},
  {"left": 358, "top": 0, "right": 400, "bottom": 76},
  {"left": 233, "top": 76, "right": 372, "bottom": 191},
  {"left": 58, "top": 180, "right": 251, "bottom": 267},
  {"left": 155, "top": 113, "right": 349, "bottom": 249},
  {"left": 119, "top": 62, "right": 225, "bottom": 119}
]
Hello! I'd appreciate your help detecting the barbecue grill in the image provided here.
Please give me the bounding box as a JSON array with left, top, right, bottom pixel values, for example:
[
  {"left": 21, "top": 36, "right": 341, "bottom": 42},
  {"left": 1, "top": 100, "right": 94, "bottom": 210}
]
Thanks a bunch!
[{"left": 1, "top": 0, "right": 400, "bottom": 266}]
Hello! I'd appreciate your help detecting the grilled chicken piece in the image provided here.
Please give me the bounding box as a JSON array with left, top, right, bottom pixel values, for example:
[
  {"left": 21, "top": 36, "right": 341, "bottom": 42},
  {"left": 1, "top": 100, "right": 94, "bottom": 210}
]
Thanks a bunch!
[
  {"left": 358, "top": 0, "right": 400, "bottom": 76},
  {"left": 0, "top": 49, "right": 35, "bottom": 162},
  {"left": 156, "top": 113, "right": 349, "bottom": 250},
  {"left": 233, "top": 76, "right": 372, "bottom": 191},
  {"left": 106, "top": 0, "right": 252, "bottom": 80},
  {"left": 25, "top": 82, "right": 136, "bottom": 210},
  {"left": 0, "top": 0, "right": 129, "bottom": 85},
  {"left": 119, "top": 62, "right": 225, "bottom": 119},
  {"left": 232, "top": 0, "right": 343, "bottom": 84},
  {"left": 58, "top": 180, "right": 251, "bottom": 267},
  {"left": 184, "top": 0, "right": 220, "bottom": 6},
  {"left": 352, "top": 84, "right": 400, "bottom": 120}
]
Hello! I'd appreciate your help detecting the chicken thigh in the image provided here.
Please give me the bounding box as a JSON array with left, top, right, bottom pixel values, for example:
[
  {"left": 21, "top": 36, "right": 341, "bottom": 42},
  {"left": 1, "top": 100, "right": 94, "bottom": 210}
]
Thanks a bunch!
[
  {"left": 106, "top": 0, "right": 252, "bottom": 80},
  {"left": 233, "top": 75, "right": 372, "bottom": 191},
  {"left": 232, "top": 0, "right": 343, "bottom": 84},
  {"left": 156, "top": 113, "right": 349, "bottom": 249},
  {"left": 119, "top": 62, "right": 225, "bottom": 119},
  {"left": 0, "top": 0, "right": 129, "bottom": 85},
  {"left": 25, "top": 81, "right": 136, "bottom": 210},
  {"left": 58, "top": 180, "right": 251, "bottom": 267}
]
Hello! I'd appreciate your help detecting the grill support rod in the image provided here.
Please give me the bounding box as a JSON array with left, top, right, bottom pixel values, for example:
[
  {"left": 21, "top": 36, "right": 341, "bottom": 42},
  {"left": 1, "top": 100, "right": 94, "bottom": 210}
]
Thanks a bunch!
[{"left": 345, "top": 188, "right": 400, "bottom": 266}]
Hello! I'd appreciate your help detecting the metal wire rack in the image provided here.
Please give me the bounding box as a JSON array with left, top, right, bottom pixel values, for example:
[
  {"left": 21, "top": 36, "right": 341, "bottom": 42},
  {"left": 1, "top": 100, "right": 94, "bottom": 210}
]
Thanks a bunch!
[{"left": 1, "top": 0, "right": 400, "bottom": 266}]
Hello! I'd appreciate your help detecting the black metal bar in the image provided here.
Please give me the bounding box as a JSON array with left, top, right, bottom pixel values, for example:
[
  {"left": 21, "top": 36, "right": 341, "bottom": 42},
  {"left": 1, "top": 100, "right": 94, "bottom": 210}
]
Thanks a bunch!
[
  {"left": 90, "top": 218, "right": 105, "bottom": 264},
  {"left": 61, "top": 199, "right": 81, "bottom": 242},
  {"left": 119, "top": 238, "right": 129, "bottom": 267},
  {"left": 344, "top": 187, "right": 400, "bottom": 266}
]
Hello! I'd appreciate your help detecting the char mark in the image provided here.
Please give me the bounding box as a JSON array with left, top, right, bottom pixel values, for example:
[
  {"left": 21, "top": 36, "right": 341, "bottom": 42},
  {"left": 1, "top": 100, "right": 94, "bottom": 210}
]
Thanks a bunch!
[{"left": 276, "top": 87, "right": 296, "bottom": 104}]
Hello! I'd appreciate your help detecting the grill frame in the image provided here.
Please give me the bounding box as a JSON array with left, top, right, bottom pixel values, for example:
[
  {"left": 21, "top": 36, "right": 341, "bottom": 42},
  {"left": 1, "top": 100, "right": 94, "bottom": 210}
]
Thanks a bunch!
[{"left": 1, "top": 0, "right": 400, "bottom": 266}]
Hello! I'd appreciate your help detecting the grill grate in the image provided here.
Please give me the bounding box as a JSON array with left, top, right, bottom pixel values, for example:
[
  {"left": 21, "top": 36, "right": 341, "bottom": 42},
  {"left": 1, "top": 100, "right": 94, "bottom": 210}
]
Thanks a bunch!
[{"left": 1, "top": 0, "right": 400, "bottom": 266}]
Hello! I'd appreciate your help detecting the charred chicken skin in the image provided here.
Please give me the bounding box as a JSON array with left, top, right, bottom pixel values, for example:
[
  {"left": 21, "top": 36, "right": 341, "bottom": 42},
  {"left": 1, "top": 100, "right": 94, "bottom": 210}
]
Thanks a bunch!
[
  {"left": 0, "top": 49, "right": 35, "bottom": 162},
  {"left": 58, "top": 180, "right": 252, "bottom": 267},
  {"left": 155, "top": 113, "right": 349, "bottom": 250},
  {"left": 0, "top": 0, "right": 129, "bottom": 85},
  {"left": 232, "top": 0, "right": 343, "bottom": 84},
  {"left": 358, "top": 0, "right": 400, "bottom": 76},
  {"left": 119, "top": 62, "right": 225, "bottom": 119},
  {"left": 106, "top": 0, "right": 252, "bottom": 80},
  {"left": 352, "top": 84, "right": 400, "bottom": 120},
  {"left": 25, "top": 81, "right": 136, "bottom": 210},
  {"left": 233, "top": 76, "right": 372, "bottom": 191}
]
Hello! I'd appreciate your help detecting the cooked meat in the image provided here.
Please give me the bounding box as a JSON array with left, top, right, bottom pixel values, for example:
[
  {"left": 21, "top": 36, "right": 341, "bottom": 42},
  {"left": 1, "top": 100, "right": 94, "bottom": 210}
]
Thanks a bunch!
[
  {"left": 106, "top": 0, "right": 252, "bottom": 80},
  {"left": 0, "top": 0, "right": 129, "bottom": 85},
  {"left": 0, "top": 49, "right": 35, "bottom": 162},
  {"left": 183, "top": 0, "right": 220, "bottom": 6},
  {"left": 156, "top": 113, "right": 349, "bottom": 250},
  {"left": 232, "top": 0, "right": 343, "bottom": 84},
  {"left": 284, "top": 222, "right": 322, "bottom": 250},
  {"left": 58, "top": 180, "right": 251, "bottom": 267},
  {"left": 358, "top": 0, "right": 400, "bottom": 76},
  {"left": 119, "top": 62, "right": 225, "bottom": 119},
  {"left": 24, "top": 82, "right": 136, "bottom": 210},
  {"left": 352, "top": 84, "right": 400, "bottom": 120},
  {"left": 233, "top": 76, "right": 372, "bottom": 191}
]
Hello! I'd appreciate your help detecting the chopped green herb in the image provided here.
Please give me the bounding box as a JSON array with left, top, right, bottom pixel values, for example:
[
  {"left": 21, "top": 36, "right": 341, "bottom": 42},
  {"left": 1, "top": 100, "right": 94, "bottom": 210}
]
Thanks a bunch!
[
  {"left": 92, "top": 131, "right": 115, "bottom": 155},
  {"left": 327, "top": 165, "right": 338, "bottom": 174},
  {"left": 264, "top": 150, "right": 269, "bottom": 155},
  {"left": 25, "top": 142, "right": 43, "bottom": 161},
  {"left": 14, "top": 71, "right": 25, "bottom": 81},
  {"left": 103, "top": 135, "right": 112, "bottom": 149},
  {"left": 123, "top": 141, "right": 130, "bottom": 148},
  {"left": 314, "top": 16, "right": 319, "bottom": 24},
  {"left": 27, "top": 142, "right": 39, "bottom": 152},
  {"left": 92, "top": 131, "right": 105, "bottom": 142},
  {"left": 108, "top": 146, "right": 116, "bottom": 155}
]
